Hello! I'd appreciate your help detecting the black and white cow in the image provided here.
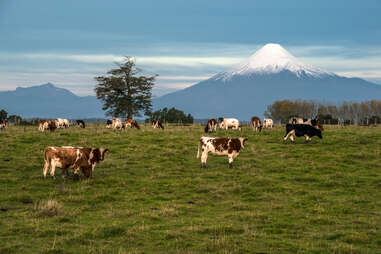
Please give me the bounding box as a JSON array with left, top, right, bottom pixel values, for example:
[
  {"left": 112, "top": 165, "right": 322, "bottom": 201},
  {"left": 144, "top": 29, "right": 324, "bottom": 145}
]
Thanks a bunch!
[
  {"left": 152, "top": 120, "right": 164, "bottom": 130},
  {"left": 76, "top": 120, "right": 85, "bottom": 128},
  {"left": 197, "top": 136, "right": 248, "bottom": 168},
  {"left": 283, "top": 124, "right": 322, "bottom": 142}
]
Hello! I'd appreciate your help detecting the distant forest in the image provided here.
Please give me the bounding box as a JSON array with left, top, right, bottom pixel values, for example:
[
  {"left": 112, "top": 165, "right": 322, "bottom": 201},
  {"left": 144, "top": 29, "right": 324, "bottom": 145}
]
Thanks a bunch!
[{"left": 265, "top": 99, "right": 381, "bottom": 125}]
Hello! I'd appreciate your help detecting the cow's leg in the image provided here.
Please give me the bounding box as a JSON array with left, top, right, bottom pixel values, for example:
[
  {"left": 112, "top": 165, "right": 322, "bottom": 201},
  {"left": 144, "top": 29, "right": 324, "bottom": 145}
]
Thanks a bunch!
[
  {"left": 201, "top": 148, "right": 208, "bottom": 168},
  {"left": 283, "top": 130, "right": 292, "bottom": 141},
  {"left": 290, "top": 132, "right": 295, "bottom": 142},
  {"left": 43, "top": 160, "right": 49, "bottom": 178},
  {"left": 49, "top": 160, "right": 56, "bottom": 178},
  {"left": 228, "top": 153, "right": 234, "bottom": 168}
]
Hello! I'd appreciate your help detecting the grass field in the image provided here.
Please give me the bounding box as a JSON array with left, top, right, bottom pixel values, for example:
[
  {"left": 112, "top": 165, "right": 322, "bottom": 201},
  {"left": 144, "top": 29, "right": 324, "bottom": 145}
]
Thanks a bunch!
[{"left": 1, "top": 123, "right": 381, "bottom": 253}]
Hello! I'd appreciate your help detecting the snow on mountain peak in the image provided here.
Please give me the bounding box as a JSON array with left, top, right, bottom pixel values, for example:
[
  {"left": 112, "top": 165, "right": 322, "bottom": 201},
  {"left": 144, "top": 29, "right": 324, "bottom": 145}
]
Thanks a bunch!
[{"left": 215, "top": 43, "right": 334, "bottom": 80}]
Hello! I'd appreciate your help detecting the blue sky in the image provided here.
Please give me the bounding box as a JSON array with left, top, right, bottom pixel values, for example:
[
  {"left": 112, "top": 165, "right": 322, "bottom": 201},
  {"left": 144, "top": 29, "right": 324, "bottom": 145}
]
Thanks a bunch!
[{"left": 1, "top": 0, "right": 381, "bottom": 96}]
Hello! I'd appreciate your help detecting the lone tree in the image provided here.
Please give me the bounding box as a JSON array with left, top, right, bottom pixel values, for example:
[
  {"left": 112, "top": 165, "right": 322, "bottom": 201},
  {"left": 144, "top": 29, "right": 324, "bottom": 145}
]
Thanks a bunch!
[{"left": 95, "top": 57, "right": 157, "bottom": 119}]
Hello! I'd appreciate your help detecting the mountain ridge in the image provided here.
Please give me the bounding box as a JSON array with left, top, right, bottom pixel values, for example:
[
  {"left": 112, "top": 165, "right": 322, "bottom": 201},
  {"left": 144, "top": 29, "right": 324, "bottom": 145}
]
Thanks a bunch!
[
  {"left": 0, "top": 83, "right": 105, "bottom": 118},
  {"left": 153, "top": 43, "right": 381, "bottom": 120}
]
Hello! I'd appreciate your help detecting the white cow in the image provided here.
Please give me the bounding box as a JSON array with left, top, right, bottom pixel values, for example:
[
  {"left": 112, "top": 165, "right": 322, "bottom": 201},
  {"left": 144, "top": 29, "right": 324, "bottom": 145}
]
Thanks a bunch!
[
  {"left": 218, "top": 118, "right": 241, "bottom": 130},
  {"left": 55, "top": 118, "right": 70, "bottom": 128},
  {"left": 263, "top": 118, "right": 274, "bottom": 129},
  {"left": 111, "top": 118, "right": 123, "bottom": 129}
]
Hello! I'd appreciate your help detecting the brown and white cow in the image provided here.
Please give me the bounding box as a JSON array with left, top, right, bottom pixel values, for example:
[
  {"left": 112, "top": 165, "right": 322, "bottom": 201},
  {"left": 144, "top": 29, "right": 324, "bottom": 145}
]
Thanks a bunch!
[
  {"left": 0, "top": 119, "right": 8, "bottom": 130},
  {"left": 218, "top": 118, "right": 241, "bottom": 130},
  {"left": 204, "top": 118, "right": 217, "bottom": 133},
  {"left": 124, "top": 119, "right": 140, "bottom": 129},
  {"left": 251, "top": 116, "right": 262, "bottom": 132},
  {"left": 152, "top": 120, "right": 164, "bottom": 130},
  {"left": 38, "top": 120, "right": 57, "bottom": 132},
  {"left": 263, "top": 118, "right": 274, "bottom": 129},
  {"left": 56, "top": 118, "right": 70, "bottom": 128},
  {"left": 304, "top": 118, "right": 324, "bottom": 131},
  {"left": 43, "top": 146, "right": 109, "bottom": 178},
  {"left": 197, "top": 136, "right": 248, "bottom": 168}
]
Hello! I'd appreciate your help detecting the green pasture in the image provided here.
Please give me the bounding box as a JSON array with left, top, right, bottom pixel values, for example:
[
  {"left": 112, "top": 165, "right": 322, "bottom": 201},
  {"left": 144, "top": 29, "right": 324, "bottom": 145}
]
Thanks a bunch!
[{"left": 0, "top": 124, "right": 380, "bottom": 253}]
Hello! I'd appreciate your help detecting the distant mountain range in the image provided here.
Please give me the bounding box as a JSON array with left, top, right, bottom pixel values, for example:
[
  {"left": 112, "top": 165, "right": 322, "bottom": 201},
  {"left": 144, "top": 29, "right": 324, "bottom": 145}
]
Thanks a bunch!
[
  {"left": 0, "top": 83, "right": 105, "bottom": 118},
  {"left": 2, "top": 44, "right": 381, "bottom": 120},
  {"left": 153, "top": 43, "right": 381, "bottom": 120}
]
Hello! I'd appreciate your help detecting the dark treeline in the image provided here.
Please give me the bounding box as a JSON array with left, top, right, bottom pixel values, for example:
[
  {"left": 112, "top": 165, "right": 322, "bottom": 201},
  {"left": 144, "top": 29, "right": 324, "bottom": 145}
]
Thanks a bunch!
[
  {"left": 148, "top": 107, "right": 194, "bottom": 124},
  {"left": 265, "top": 99, "right": 381, "bottom": 125}
]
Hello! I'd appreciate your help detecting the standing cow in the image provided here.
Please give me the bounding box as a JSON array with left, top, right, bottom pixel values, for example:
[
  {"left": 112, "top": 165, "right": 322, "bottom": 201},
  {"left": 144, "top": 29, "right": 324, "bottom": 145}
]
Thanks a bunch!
[
  {"left": 204, "top": 118, "right": 217, "bottom": 133},
  {"left": 43, "top": 146, "right": 108, "bottom": 178},
  {"left": 124, "top": 119, "right": 140, "bottom": 129},
  {"left": 304, "top": 118, "right": 324, "bottom": 130},
  {"left": 38, "top": 120, "right": 57, "bottom": 132},
  {"left": 0, "top": 119, "right": 8, "bottom": 130},
  {"left": 76, "top": 120, "right": 85, "bottom": 128},
  {"left": 283, "top": 124, "right": 322, "bottom": 142},
  {"left": 107, "top": 118, "right": 123, "bottom": 129},
  {"left": 263, "top": 118, "right": 274, "bottom": 129},
  {"left": 251, "top": 117, "right": 262, "bottom": 132},
  {"left": 55, "top": 118, "right": 70, "bottom": 128},
  {"left": 152, "top": 120, "right": 164, "bottom": 130},
  {"left": 197, "top": 136, "right": 248, "bottom": 168},
  {"left": 218, "top": 118, "right": 241, "bottom": 130}
]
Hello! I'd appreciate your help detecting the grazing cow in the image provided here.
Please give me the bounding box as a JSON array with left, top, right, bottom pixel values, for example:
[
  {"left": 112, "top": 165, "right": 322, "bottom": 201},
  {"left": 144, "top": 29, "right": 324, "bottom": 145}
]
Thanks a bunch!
[
  {"left": 124, "top": 119, "right": 140, "bottom": 129},
  {"left": 0, "top": 119, "right": 8, "bottom": 130},
  {"left": 55, "top": 118, "right": 70, "bottom": 128},
  {"left": 218, "top": 118, "right": 241, "bottom": 130},
  {"left": 0, "top": 119, "right": 8, "bottom": 127},
  {"left": 263, "top": 118, "right": 274, "bottom": 129},
  {"left": 43, "top": 146, "right": 108, "bottom": 178},
  {"left": 76, "top": 120, "right": 85, "bottom": 128},
  {"left": 106, "top": 119, "right": 112, "bottom": 128},
  {"left": 283, "top": 124, "right": 322, "bottom": 142},
  {"left": 197, "top": 136, "right": 248, "bottom": 168},
  {"left": 251, "top": 116, "right": 262, "bottom": 132},
  {"left": 38, "top": 120, "right": 57, "bottom": 132},
  {"left": 63, "top": 119, "right": 70, "bottom": 128},
  {"left": 204, "top": 118, "right": 217, "bottom": 133},
  {"left": 152, "top": 120, "right": 164, "bottom": 130},
  {"left": 109, "top": 118, "right": 123, "bottom": 129}
]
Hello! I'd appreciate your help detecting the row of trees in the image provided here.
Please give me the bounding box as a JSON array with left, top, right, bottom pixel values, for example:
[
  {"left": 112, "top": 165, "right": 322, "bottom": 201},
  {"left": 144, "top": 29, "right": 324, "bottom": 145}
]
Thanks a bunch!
[
  {"left": 149, "top": 107, "right": 194, "bottom": 124},
  {"left": 265, "top": 99, "right": 381, "bottom": 124}
]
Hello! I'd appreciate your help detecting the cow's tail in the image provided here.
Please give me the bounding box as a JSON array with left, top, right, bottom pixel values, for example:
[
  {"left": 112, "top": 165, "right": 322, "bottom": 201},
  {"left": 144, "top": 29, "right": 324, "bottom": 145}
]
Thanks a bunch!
[{"left": 197, "top": 139, "right": 201, "bottom": 158}]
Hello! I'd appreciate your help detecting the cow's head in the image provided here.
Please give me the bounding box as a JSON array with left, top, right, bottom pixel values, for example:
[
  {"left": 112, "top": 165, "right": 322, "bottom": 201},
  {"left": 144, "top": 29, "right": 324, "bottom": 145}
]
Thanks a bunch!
[
  {"left": 239, "top": 137, "right": 248, "bottom": 148},
  {"left": 81, "top": 165, "right": 93, "bottom": 178},
  {"left": 219, "top": 122, "right": 225, "bottom": 129},
  {"left": 90, "top": 148, "right": 109, "bottom": 163},
  {"left": 218, "top": 117, "right": 224, "bottom": 123}
]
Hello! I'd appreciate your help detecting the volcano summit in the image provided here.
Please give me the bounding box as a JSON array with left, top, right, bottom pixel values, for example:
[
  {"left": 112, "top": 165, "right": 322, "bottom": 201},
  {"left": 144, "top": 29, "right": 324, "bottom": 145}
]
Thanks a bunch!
[{"left": 153, "top": 43, "right": 381, "bottom": 120}]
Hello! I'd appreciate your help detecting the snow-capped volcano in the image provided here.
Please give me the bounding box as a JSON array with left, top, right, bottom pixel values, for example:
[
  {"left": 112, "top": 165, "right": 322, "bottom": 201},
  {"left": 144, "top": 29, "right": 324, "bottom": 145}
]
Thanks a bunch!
[
  {"left": 215, "top": 43, "right": 334, "bottom": 80},
  {"left": 154, "top": 43, "right": 381, "bottom": 120}
]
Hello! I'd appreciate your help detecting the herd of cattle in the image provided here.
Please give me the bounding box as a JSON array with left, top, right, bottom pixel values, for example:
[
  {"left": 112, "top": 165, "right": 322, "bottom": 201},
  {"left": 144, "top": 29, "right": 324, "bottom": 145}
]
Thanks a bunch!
[{"left": 0, "top": 115, "right": 324, "bottom": 178}]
